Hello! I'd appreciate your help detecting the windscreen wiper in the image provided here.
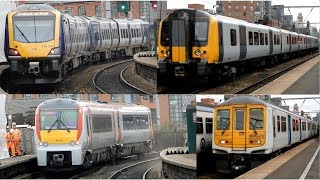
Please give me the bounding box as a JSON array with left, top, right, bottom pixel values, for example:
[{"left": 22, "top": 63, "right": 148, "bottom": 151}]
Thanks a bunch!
[
  {"left": 14, "top": 24, "right": 30, "bottom": 43},
  {"left": 250, "top": 120, "right": 258, "bottom": 134}
]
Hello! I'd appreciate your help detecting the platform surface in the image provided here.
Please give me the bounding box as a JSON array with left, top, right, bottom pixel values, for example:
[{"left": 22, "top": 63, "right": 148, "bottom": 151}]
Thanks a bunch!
[
  {"left": 134, "top": 51, "right": 158, "bottom": 68},
  {"left": 0, "top": 155, "right": 36, "bottom": 170},
  {"left": 253, "top": 55, "right": 319, "bottom": 94},
  {"left": 160, "top": 147, "right": 196, "bottom": 170},
  {"left": 237, "top": 138, "right": 319, "bottom": 179}
]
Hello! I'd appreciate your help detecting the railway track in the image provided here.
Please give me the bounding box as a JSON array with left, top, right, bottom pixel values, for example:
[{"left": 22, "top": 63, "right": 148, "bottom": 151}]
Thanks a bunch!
[
  {"left": 108, "top": 158, "right": 161, "bottom": 179},
  {"left": 93, "top": 59, "right": 145, "bottom": 94},
  {"left": 142, "top": 163, "right": 161, "bottom": 179},
  {"left": 120, "top": 64, "right": 153, "bottom": 95}
]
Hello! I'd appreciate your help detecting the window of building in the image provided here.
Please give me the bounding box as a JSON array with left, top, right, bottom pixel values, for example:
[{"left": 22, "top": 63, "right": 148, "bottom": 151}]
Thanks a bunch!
[
  {"left": 243, "top": 6, "right": 246, "bottom": 10},
  {"left": 243, "top": 12, "right": 246, "bottom": 16},
  {"left": 281, "top": 116, "right": 286, "bottom": 132},
  {"left": 228, "top": 12, "right": 232, "bottom": 16},
  {"left": 111, "top": 94, "right": 119, "bottom": 102},
  {"left": 228, "top": 5, "right": 231, "bottom": 9},
  {"left": 65, "top": 7, "right": 73, "bottom": 15},
  {"left": 236, "top": 12, "right": 240, "bottom": 16},
  {"left": 249, "top": 31, "right": 253, "bottom": 45},
  {"left": 236, "top": 6, "right": 239, "bottom": 10},
  {"left": 260, "top": 33, "right": 264, "bottom": 45},
  {"left": 95, "top": 5, "right": 102, "bottom": 17},
  {"left": 78, "top": 6, "right": 86, "bottom": 16},
  {"left": 254, "top": 32, "right": 259, "bottom": 45},
  {"left": 23, "top": 94, "right": 32, "bottom": 99},
  {"left": 39, "top": 94, "right": 48, "bottom": 98},
  {"left": 230, "top": 29, "right": 237, "bottom": 46},
  {"left": 250, "top": 13, "right": 254, "bottom": 17},
  {"left": 250, "top": 6, "right": 253, "bottom": 10}
]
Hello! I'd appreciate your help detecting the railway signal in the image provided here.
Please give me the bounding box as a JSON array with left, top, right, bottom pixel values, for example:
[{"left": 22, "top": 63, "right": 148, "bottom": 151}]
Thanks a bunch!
[
  {"left": 118, "top": 1, "right": 130, "bottom": 12},
  {"left": 150, "top": 1, "right": 157, "bottom": 10}
]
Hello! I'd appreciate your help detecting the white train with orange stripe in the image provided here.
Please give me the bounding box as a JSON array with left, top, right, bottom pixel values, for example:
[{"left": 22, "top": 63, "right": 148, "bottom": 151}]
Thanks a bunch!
[{"left": 34, "top": 98, "right": 153, "bottom": 170}]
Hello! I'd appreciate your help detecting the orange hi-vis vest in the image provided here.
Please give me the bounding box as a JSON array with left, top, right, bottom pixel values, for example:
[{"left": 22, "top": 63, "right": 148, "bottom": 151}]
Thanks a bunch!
[
  {"left": 13, "top": 129, "right": 21, "bottom": 141},
  {"left": 6, "top": 133, "right": 14, "bottom": 142}
]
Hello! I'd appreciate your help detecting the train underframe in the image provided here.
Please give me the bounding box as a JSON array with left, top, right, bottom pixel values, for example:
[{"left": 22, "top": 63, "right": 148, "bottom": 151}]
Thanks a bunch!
[
  {"left": 213, "top": 153, "right": 270, "bottom": 174},
  {"left": 39, "top": 141, "right": 152, "bottom": 171},
  {"left": 159, "top": 47, "right": 318, "bottom": 84}
]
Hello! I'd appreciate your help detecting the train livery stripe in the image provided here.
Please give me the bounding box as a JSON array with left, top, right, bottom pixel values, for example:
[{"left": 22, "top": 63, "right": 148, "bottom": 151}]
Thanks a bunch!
[
  {"left": 218, "top": 20, "right": 224, "bottom": 62},
  {"left": 77, "top": 105, "right": 83, "bottom": 140}
]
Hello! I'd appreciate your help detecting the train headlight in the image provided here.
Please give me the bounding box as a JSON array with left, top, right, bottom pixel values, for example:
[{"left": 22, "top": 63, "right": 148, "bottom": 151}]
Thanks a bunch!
[
  {"left": 9, "top": 49, "right": 20, "bottom": 56},
  {"left": 254, "top": 140, "right": 261, "bottom": 144},
  {"left": 49, "top": 47, "right": 60, "bottom": 55},
  {"left": 220, "top": 140, "right": 228, "bottom": 144},
  {"left": 70, "top": 141, "right": 75, "bottom": 146},
  {"left": 195, "top": 49, "right": 201, "bottom": 56},
  {"left": 43, "top": 141, "right": 48, "bottom": 147}
]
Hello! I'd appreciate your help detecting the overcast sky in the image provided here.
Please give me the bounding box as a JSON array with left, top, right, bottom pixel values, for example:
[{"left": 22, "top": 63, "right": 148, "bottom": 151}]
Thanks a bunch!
[
  {"left": 196, "top": 95, "right": 320, "bottom": 117},
  {"left": 167, "top": 0, "right": 320, "bottom": 29}
]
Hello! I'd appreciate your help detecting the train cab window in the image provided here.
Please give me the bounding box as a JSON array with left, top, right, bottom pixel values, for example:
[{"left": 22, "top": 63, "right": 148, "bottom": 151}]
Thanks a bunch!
[
  {"left": 250, "top": 108, "right": 263, "bottom": 130},
  {"left": 194, "top": 18, "right": 209, "bottom": 46},
  {"left": 40, "top": 110, "right": 78, "bottom": 130},
  {"left": 217, "top": 110, "right": 230, "bottom": 130},
  {"left": 277, "top": 116, "right": 280, "bottom": 132},
  {"left": 281, "top": 116, "right": 286, "bottom": 132},
  {"left": 196, "top": 117, "right": 203, "bottom": 134},
  {"left": 235, "top": 109, "right": 245, "bottom": 130},
  {"left": 230, "top": 29, "right": 237, "bottom": 46},
  {"left": 260, "top": 33, "right": 264, "bottom": 45},
  {"left": 249, "top": 31, "right": 253, "bottom": 45},
  {"left": 265, "top": 33, "right": 268, "bottom": 45},
  {"left": 160, "top": 20, "right": 169, "bottom": 46},
  {"left": 205, "top": 118, "right": 213, "bottom": 133},
  {"left": 254, "top": 32, "right": 259, "bottom": 45}
]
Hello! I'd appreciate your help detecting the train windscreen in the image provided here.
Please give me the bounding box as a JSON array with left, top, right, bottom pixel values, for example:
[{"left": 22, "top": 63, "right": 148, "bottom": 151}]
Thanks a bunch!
[
  {"left": 13, "top": 13, "right": 55, "bottom": 43},
  {"left": 217, "top": 110, "right": 230, "bottom": 130},
  {"left": 40, "top": 110, "right": 78, "bottom": 130},
  {"left": 193, "top": 18, "right": 208, "bottom": 46},
  {"left": 160, "top": 20, "right": 169, "bottom": 46}
]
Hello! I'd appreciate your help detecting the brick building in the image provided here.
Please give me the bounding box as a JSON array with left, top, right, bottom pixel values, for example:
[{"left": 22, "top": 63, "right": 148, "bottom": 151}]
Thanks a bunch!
[{"left": 188, "top": 4, "right": 205, "bottom": 10}]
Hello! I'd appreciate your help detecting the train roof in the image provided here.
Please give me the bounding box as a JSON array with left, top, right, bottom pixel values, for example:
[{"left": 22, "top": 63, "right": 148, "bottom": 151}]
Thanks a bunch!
[
  {"left": 197, "top": 103, "right": 214, "bottom": 113},
  {"left": 218, "top": 96, "right": 317, "bottom": 122},
  {"left": 15, "top": 3, "right": 57, "bottom": 11}
]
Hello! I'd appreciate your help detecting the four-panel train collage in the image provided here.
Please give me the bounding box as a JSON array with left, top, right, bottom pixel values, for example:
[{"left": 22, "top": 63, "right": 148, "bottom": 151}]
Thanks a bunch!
[{"left": 0, "top": 0, "right": 319, "bottom": 179}]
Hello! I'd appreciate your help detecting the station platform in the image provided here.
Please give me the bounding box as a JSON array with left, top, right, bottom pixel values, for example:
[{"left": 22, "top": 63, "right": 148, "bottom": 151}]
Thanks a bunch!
[
  {"left": 237, "top": 138, "right": 319, "bottom": 179},
  {"left": 160, "top": 147, "right": 196, "bottom": 179},
  {"left": 0, "top": 155, "right": 37, "bottom": 178},
  {"left": 133, "top": 51, "right": 158, "bottom": 68},
  {"left": 253, "top": 55, "right": 319, "bottom": 94},
  {"left": 0, "top": 65, "right": 8, "bottom": 94}
]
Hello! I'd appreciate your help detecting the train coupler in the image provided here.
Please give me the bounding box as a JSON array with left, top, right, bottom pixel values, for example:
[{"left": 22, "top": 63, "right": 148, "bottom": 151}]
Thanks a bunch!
[{"left": 174, "top": 66, "right": 186, "bottom": 77}]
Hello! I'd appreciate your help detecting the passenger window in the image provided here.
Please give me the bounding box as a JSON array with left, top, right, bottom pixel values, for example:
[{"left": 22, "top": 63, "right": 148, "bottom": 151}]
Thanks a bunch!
[
  {"left": 292, "top": 119, "right": 295, "bottom": 131},
  {"left": 277, "top": 116, "right": 280, "bottom": 132},
  {"left": 250, "top": 108, "right": 263, "bottom": 130},
  {"left": 249, "top": 31, "right": 253, "bottom": 45},
  {"left": 205, "top": 118, "right": 213, "bottom": 133},
  {"left": 254, "top": 32, "right": 259, "bottom": 45},
  {"left": 281, "top": 116, "right": 286, "bottom": 132},
  {"left": 277, "top": 35, "right": 280, "bottom": 45},
  {"left": 196, "top": 117, "right": 203, "bottom": 134},
  {"left": 287, "top": 36, "right": 289, "bottom": 44},
  {"left": 230, "top": 29, "right": 237, "bottom": 46},
  {"left": 260, "top": 33, "right": 264, "bottom": 45},
  {"left": 274, "top": 34, "right": 276, "bottom": 45},
  {"left": 273, "top": 116, "right": 276, "bottom": 137},
  {"left": 265, "top": 33, "right": 268, "bottom": 45}
]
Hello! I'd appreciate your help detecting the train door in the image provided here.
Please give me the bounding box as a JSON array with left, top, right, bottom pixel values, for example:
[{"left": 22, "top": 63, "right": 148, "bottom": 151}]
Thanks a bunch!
[
  {"left": 232, "top": 107, "right": 246, "bottom": 151},
  {"left": 299, "top": 119, "right": 302, "bottom": 141},
  {"left": 287, "top": 115, "right": 291, "bottom": 146},
  {"left": 239, "top": 25, "right": 247, "bottom": 60},
  {"left": 269, "top": 30, "right": 273, "bottom": 54},
  {"left": 168, "top": 12, "right": 190, "bottom": 63}
]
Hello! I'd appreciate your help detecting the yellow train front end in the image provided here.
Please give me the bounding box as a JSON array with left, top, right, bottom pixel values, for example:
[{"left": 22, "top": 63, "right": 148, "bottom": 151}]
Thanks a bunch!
[
  {"left": 157, "top": 9, "right": 219, "bottom": 78},
  {"left": 5, "top": 4, "right": 62, "bottom": 84},
  {"left": 212, "top": 100, "right": 267, "bottom": 173}
]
